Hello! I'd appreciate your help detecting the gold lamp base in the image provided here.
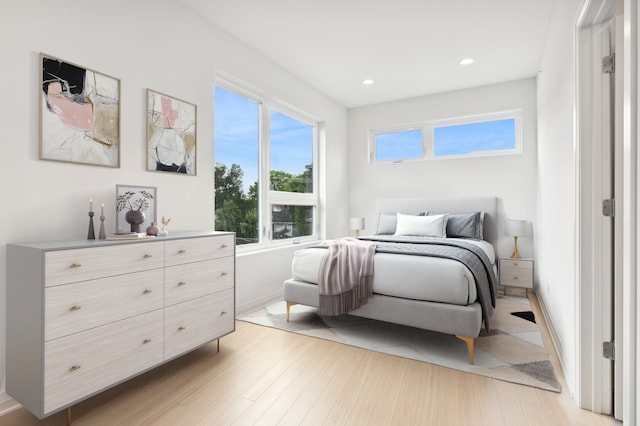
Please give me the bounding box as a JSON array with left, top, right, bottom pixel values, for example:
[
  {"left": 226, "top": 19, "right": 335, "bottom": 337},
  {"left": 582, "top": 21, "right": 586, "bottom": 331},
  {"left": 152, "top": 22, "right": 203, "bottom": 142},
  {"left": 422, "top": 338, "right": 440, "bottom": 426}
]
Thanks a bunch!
[{"left": 511, "top": 236, "right": 522, "bottom": 258}]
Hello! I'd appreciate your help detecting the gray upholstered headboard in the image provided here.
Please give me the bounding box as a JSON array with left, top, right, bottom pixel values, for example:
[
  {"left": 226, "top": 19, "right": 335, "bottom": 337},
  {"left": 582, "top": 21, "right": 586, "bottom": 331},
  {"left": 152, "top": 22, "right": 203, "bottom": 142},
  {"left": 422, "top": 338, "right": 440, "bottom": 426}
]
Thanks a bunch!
[{"left": 376, "top": 196, "right": 498, "bottom": 249}]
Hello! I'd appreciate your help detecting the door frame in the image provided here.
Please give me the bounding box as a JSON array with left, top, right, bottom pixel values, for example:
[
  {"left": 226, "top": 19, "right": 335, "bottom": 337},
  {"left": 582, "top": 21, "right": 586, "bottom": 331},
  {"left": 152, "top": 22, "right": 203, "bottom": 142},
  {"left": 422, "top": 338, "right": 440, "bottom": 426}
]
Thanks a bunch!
[
  {"left": 575, "top": 10, "right": 615, "bottom": 414},
  {"left": 575, "top": 0, "right": 638, "bottom": 421}
]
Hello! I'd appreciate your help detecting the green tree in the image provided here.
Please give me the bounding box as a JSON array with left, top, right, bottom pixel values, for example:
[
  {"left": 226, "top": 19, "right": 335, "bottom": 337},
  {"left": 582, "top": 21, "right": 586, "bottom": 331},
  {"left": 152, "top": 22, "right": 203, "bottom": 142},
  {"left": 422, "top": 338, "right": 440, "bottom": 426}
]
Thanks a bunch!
[
  {"left": 270, "top": 167, "right": 312, "bottom": 193},
  {"left": 215, "top": 164, "right": 313, "bottom": 244},
  {"left": 214, "top": 163, "right": 258, "bottom": 244}
]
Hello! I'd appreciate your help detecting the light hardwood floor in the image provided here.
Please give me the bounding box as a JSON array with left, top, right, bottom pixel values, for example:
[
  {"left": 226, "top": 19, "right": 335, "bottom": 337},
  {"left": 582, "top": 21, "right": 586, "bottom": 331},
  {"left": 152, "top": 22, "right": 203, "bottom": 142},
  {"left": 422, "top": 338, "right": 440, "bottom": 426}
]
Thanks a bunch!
[{"left": 0, "top": 294, "right": 617, "bottom": 426}]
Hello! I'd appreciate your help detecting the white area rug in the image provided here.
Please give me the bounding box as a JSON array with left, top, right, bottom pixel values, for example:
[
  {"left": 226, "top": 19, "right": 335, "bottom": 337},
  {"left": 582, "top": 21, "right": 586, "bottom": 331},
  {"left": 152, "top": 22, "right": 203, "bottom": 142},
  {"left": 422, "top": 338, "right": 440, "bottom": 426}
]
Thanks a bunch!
[{"left": 238, "top": 295, "right": 560, "bottom": 392}]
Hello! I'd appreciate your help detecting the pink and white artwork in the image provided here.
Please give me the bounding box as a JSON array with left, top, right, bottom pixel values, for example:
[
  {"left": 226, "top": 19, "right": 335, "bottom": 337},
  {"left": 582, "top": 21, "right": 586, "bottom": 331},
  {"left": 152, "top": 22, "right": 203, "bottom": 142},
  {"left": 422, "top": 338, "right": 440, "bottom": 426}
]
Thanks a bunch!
[
  {"left": 40, "top": 53, "right": 120, "bottom": 167},
  {"left": 147, "top": 89, "right": 197, "bottom": 175}
]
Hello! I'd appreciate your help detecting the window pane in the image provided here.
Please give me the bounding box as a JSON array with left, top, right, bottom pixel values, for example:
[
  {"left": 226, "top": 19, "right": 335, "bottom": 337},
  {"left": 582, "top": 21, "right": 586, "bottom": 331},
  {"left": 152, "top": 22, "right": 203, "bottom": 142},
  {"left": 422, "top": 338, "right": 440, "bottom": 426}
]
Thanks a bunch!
[
  {"left": 433, "top": 118, "right": 516, "bottom": 156},
  {"left": 214, "top": 86, "right": 260, "bottom": 245},
  {"left": 374, "top": 129, "right": 423, "bottom": 161},
  {"left": 272, "top": 205, "right": 314, "bottom": 240},
  {"left": 270, "top": 110, "right": 313, "bottom": 193}
]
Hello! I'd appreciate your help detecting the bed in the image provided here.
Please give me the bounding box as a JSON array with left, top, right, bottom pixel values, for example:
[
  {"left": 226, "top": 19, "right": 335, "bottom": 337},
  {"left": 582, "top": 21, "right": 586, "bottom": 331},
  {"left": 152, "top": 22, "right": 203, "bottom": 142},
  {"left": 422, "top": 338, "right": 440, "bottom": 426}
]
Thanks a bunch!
[{"left": 283, "top": 196, "right": 499, "bottom": 364}]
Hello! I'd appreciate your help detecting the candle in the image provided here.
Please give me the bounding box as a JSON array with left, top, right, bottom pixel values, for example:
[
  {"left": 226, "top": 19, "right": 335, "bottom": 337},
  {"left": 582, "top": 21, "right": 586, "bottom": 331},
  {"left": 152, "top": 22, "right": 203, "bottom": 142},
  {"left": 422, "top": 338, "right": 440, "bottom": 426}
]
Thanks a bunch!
[
  {"left": 101, "top": 203, "right": 104, "bottom": 216},
  {"left": 89, "top": 198, "right": 93, "bottom": 212}
]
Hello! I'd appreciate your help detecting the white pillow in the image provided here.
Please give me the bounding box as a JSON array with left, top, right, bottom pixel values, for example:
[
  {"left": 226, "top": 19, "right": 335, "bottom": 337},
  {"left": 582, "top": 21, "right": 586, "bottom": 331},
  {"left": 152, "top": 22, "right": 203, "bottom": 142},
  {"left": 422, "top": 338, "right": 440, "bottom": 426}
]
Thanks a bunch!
[{"left": 394, "top": 213, "right": 448, "bottom": 237}]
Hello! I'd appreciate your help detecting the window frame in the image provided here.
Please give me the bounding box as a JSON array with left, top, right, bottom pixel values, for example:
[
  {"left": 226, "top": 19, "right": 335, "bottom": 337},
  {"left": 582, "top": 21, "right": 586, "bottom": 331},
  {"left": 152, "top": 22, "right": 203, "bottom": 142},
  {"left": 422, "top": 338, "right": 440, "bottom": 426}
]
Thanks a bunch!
[
  {"left": 427, "top": 110, "right": 522, "bottom": 160},
  {"left": 369, "top": 125, "right": 425, "bottom": 164},
  {"left": 214, "top": 78, "right": 319, "bottom": 252},
  {"left": 369, "top": 110, "right": 523, "bottom": 164}
]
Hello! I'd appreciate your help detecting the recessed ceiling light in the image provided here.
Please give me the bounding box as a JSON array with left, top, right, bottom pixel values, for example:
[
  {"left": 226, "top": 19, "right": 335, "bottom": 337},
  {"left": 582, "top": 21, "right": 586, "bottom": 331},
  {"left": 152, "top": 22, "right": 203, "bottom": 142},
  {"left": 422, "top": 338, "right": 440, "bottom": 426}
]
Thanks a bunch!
[
  {"left": 362, "top": 79, "right": 375, "bottom": 85},
  {"left": 460, "top": 58, "right": 474, "bottom": 66}
]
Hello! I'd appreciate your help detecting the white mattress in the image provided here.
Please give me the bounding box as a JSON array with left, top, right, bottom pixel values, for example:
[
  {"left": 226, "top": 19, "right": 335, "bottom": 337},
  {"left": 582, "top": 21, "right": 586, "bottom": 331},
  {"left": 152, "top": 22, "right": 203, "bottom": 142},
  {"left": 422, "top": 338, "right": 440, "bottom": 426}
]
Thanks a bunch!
[{"left": 291, "top": 239, "right": 495, "bottom": 306}]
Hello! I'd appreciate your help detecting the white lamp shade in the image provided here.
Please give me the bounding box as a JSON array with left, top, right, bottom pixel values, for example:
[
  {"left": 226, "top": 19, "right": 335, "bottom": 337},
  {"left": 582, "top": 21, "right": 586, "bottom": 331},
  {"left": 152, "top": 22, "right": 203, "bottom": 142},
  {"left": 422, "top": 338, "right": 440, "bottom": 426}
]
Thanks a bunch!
[
  {"left": 350, "top": 217, "right": 365, "bottom": 231},
  {"left": 505, "top": 219, "right": 527, "bottom": 237}
]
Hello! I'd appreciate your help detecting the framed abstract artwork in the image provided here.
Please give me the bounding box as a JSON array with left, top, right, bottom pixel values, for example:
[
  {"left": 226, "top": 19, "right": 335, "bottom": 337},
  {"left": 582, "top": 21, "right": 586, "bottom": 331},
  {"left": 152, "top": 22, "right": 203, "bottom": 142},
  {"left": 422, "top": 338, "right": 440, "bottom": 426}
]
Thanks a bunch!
[
  {"left": 40, "top": 53, "right": 120, "bottom": 167},
  {"left": 115, "top": 184, "right": 157, "bottom": 234},
  {"left": 147, "top": 89, "right": 197, "bottom": 175}
]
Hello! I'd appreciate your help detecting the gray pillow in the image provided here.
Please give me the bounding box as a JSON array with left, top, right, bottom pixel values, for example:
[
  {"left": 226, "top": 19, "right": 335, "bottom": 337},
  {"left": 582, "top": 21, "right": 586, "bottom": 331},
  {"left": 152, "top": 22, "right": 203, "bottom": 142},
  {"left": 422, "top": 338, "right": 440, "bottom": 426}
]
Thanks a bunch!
[
  {"left": 428, "top": 211, "right": 484, "bottom": 239},
  {"left": 445, "top": 212, "right": 483, "bottom": 239},
  {"left": 376, "top": 213, "right": 397, "bottom": 235}
]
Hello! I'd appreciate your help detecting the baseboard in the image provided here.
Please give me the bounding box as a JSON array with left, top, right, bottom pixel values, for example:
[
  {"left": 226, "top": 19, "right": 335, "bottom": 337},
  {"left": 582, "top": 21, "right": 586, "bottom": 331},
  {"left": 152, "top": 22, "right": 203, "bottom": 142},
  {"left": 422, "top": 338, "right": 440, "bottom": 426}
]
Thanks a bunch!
[
  {"left": 236, "top": 290, "right": 282, "bottom": 316},
  {"left": 0, "top": 392, "right": 20, "bottom": 416},
  {"left": 536, "top": 291, "right": 573, "bottom": 396}
]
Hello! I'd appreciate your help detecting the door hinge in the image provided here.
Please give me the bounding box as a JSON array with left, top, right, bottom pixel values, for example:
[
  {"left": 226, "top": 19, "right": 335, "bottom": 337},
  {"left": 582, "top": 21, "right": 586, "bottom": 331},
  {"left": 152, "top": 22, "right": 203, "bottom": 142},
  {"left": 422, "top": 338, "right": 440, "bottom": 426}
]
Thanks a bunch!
[
  {"left": 603, "top": 341, "right": 615, "bottom": 360},
  {"left": 602, "top": 198, "right": 615, "bottom": 217},
  {"left": 603, "top": 54, "right": 615, "bottom": 74}
]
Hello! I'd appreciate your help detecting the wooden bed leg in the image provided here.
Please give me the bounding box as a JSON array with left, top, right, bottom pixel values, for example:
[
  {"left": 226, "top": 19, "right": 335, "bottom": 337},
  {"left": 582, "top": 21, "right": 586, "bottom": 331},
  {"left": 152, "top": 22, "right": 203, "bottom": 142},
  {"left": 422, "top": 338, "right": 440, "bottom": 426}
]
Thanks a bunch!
[
  {"left": 286, "top": 302, "right": 296, "bottom": 322},
  {"left": 456, "top": 335, "right": 475, "bottom": 364}
]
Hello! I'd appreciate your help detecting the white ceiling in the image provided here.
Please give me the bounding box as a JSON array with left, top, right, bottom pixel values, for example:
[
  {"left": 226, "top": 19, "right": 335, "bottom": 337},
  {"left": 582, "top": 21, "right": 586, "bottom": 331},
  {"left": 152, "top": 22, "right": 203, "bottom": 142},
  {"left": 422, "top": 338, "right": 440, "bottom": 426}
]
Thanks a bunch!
[{"left": 180, "top": 0, "right": 555, "bottom": 108}]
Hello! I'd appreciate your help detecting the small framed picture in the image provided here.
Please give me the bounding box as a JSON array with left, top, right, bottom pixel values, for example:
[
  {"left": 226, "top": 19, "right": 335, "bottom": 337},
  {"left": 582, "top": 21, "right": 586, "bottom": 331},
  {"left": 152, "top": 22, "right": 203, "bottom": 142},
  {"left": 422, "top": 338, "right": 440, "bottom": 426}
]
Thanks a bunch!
[
  {"left": 146, "top": 89, "right": 197, "bottom": 175},
  {"left": 115, "top": 184, "right": 157, "bottom": 233}
]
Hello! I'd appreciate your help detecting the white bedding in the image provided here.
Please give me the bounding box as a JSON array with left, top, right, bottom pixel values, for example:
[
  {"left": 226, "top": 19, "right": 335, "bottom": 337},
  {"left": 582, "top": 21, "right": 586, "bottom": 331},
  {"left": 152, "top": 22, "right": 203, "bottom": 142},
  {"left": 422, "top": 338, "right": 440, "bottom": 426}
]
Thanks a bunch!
[{"left": 291, "top": 238, "right": 495, "bottom": 306}]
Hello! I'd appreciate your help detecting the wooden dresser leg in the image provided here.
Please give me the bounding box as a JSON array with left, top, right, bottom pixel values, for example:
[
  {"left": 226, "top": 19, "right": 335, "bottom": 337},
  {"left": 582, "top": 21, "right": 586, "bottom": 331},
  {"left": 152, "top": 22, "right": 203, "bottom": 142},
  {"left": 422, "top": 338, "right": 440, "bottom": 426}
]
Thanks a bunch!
[
  {"left": 456, "top": 335, "right": 475, "bottom": 364},
  {"left": 217, "top": 339, "right": 220, "bottom": 353},
  {"left": 286, "top": 302, "right": 296, "bottom": 322},
  {"left": 67, "top": 407, "right": 71, "bottom": 426}
]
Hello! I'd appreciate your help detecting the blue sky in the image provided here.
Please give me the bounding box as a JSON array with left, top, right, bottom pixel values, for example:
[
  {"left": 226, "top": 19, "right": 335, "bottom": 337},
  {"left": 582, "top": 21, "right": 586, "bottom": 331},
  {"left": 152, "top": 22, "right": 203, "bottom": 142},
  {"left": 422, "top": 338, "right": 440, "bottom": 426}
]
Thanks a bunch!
[
  {"left": 215, "top": 86, "right": 312, "bottom": 193},
  {"left": 376, "top": 118, "right": 516, "bottom": 161},
  {"left": 434, "top": 118, "right": 515, "bottom": 156},
  {"left": 216, "top": 85, "right": 516, "bottom": 188}
]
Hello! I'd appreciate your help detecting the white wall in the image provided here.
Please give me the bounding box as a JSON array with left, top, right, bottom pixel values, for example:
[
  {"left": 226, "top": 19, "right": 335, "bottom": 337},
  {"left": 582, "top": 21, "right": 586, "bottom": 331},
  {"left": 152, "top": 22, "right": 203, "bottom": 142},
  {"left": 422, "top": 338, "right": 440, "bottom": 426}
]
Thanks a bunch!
[
  {"left": 347, "top": 78, "right": 538, "bottom": 258},
  {"left": 0, "top": 0, "right": 348, "bottom": 397},
  {"left": 536, "top": 0, "right": 582, "bottom": 396}
]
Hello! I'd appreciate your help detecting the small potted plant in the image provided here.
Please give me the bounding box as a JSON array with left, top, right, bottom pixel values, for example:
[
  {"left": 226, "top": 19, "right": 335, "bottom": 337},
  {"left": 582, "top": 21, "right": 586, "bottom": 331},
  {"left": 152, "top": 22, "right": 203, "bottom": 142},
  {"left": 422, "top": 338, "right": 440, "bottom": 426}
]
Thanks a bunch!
[
  {"left": 158, "top": 216, "right": 171, "bottom": 237},
  {"left": 116, "top": 190, "right": 154, "bottom": 233}
]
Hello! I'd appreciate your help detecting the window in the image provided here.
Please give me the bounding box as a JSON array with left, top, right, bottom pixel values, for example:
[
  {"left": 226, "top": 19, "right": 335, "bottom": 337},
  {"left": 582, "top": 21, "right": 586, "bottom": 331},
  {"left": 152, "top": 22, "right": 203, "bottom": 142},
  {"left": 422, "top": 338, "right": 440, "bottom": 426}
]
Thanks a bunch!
[
  {"left": 431, "top": 113, "right": 520, "bottom": 159},
  {"left": 370, "top": 110, "right": 521, "bottom": 163},
  {"left": 373, "top": 129, "right": 423, "bottom": 162},
  {"left": 214, "top": 83, "right": 318, "bottom": 248}
]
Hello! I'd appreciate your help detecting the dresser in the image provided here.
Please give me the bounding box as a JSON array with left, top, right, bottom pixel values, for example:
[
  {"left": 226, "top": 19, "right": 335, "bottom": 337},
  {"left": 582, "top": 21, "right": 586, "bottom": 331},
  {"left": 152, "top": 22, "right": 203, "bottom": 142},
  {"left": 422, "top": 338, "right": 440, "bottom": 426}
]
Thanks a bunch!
[
  {"left": 6, "top": 231, "right": 235, "bottom": 419},
  {"left": 498, "top": 257, "right": 534, "bottom": 294}
]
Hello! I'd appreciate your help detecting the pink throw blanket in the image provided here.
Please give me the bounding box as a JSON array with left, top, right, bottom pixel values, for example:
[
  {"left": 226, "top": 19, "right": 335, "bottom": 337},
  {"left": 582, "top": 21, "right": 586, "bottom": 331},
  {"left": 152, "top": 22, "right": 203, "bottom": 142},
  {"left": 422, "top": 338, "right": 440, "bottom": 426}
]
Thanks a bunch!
[{"left": 318, "top": 237, "right": 376, "bottom": 316}]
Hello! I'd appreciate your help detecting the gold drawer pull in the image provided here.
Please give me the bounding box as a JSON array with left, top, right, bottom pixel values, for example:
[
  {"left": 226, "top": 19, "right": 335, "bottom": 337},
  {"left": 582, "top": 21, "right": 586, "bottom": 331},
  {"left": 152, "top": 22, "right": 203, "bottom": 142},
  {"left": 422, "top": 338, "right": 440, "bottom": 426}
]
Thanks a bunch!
[
  {"left": 178, "top": 281, "right": 187, "bottom": 287},
  {"left": 69, "top": 263, "right": 82, "bottom": 269},
  {"left": 143, "top": 289, "right": 153, "bottom": 294},
  {"left": 69, "top": 306, "right": 82, "bottom": 312},
  {"left": 512, "top": 276, "right": 519, "bottom": 280},
  {"left": 69, "top": 365, "right": 81, "bottom": 372},
  {"left": 178, "top": 326, "right": 186, "bottom": 331},
  {"left": 178, "top": 249, "right": 187, "bottom": 254},
  {"left": 220, "top": 272, "right": 228, "bottom": 277},
  {"left": 221, "top": 244, "right": 228, "bottom": 248},
  {"left": 220, "top": 311, "right": 228, "bottom": 316},
  {"left": 143, "top": 254, "right": 153, "bottom": 259},
  {"left": 143, "top": 339, "right": 152, "bottom": 344}
]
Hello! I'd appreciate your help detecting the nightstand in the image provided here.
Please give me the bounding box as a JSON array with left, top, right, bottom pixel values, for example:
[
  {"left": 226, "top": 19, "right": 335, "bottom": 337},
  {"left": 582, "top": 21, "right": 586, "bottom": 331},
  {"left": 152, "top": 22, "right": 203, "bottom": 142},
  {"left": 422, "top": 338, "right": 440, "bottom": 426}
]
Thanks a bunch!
[{"left": 499, "top": 257, "right": 534, "bottom": 295}]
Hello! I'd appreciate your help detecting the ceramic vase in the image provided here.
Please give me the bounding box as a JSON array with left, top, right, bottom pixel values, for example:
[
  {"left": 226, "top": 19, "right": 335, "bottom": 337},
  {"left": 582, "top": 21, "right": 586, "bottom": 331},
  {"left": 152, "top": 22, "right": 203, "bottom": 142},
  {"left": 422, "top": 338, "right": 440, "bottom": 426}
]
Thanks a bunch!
[
  {"left": 146, "top": 222, "right": 159, "bottom": 236},
  {"left": 125, "top": 210, "right": 145, "bottom": 233}
]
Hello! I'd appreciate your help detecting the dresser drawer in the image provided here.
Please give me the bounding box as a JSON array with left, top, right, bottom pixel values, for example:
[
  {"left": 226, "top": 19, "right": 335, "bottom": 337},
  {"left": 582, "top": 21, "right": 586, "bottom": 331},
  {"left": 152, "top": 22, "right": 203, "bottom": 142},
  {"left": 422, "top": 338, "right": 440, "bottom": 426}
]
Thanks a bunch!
[
  {"left": 500, "top": 259, "right": 533, "bottom": 272},
  {"left": 43, "top": 309, "right": 164, "bottom": 414},
  {"left": 165, "top": 235, "right": 234, "bottom": 267},
  {"left": 164, "top": 289, "right": 234, "bottom": 360},
  {"left": 165, "top": 257, "right": 234, "bottom": 306},
  {"left": 45, "top": 269, "right": 164, "bottom": 341},
  {"left": 500, "top": 270, "right": 533, "bottom": 288},
  {"left": 45, "top": 242, "right": 164, "bottom": 287}
]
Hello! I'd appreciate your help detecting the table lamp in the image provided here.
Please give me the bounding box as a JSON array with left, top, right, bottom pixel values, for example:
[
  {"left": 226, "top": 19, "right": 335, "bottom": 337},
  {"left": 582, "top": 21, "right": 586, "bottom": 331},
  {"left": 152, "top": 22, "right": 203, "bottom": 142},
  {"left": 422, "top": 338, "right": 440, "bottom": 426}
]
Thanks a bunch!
[
  {"left": 350, "top": 217, "right": 365, "bottom": 237},
  {"left": 506, "top": 219, "right": 527, "bottom": 258}
]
